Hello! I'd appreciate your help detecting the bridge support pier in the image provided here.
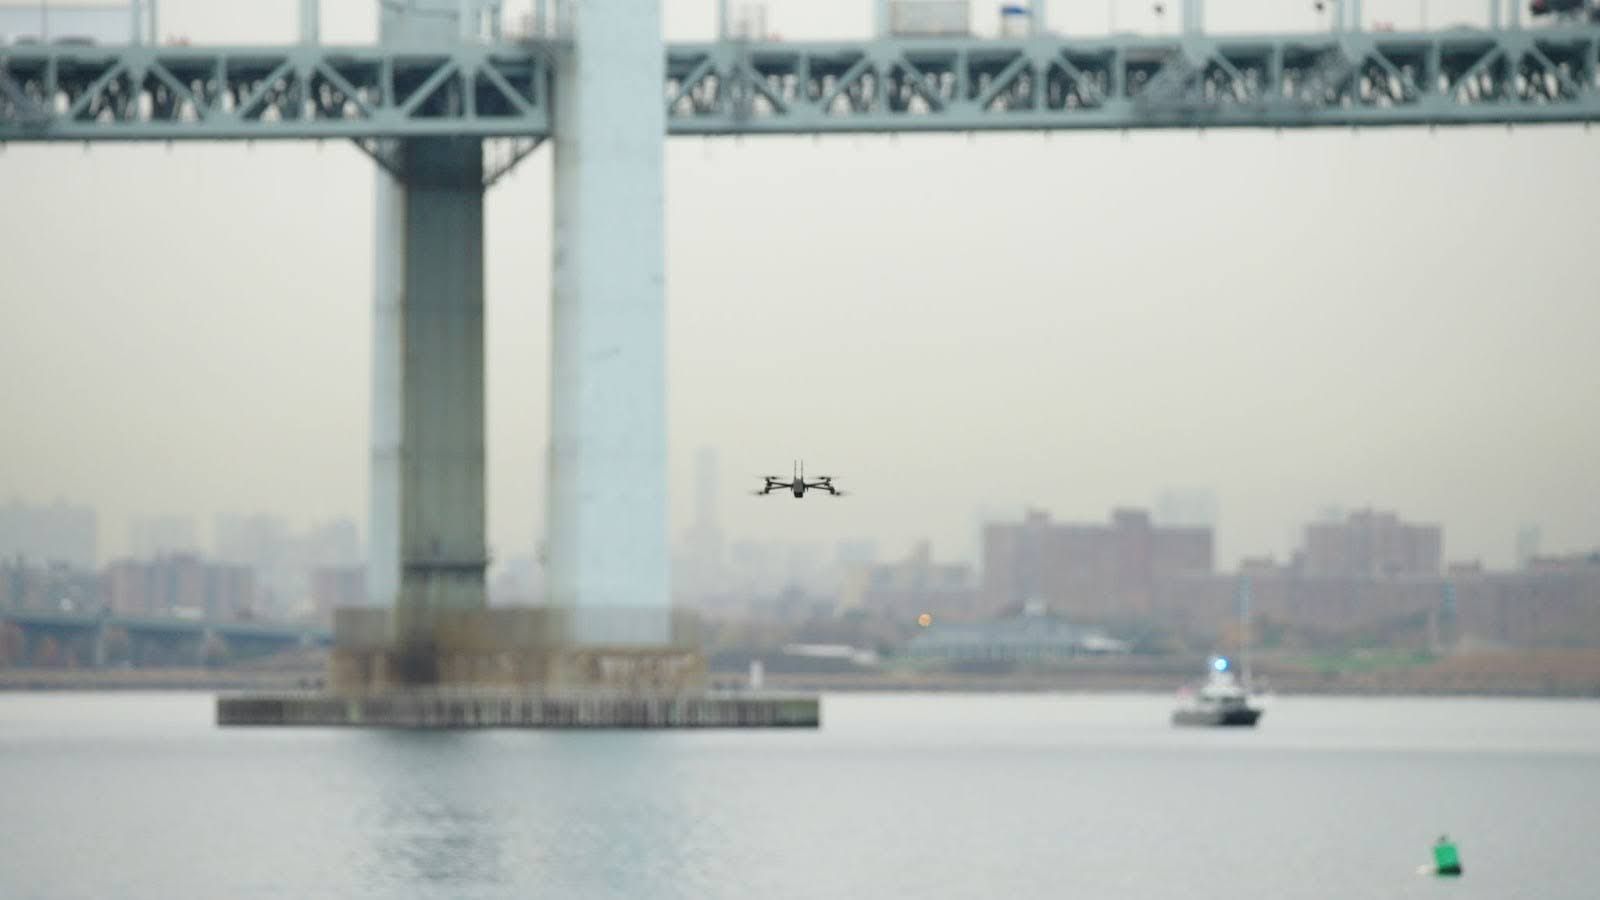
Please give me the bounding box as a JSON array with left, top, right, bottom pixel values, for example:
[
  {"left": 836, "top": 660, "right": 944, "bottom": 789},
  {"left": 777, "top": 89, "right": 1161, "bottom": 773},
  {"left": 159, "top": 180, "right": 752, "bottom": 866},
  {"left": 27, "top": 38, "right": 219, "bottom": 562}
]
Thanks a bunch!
[
  {"left": 216, "top": 0, "right": 814, "bottom": 724},
  {"left": 366, "top": 1, "right": 489, "bottom": 685},
  {"left": 547, "top": 0, "right": 671, "bottom": 645},
  {"left": 370, "top": 137, "right": 488, "bottom": 683}
]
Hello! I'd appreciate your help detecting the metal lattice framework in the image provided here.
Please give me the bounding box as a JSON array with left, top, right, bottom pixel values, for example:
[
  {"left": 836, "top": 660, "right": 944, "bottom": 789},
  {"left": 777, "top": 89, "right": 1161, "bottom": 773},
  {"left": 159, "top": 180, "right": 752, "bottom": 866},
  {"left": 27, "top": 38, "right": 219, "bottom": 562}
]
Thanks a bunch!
[
  {"left": 667, "top": 28, "right": 1600, "bottom": 132},
  {"left": 0, "top": 43, "right": 552, "bottom": 141},
  {"left": 3, "top": 27, "right": 1600, "bottom": 146}
]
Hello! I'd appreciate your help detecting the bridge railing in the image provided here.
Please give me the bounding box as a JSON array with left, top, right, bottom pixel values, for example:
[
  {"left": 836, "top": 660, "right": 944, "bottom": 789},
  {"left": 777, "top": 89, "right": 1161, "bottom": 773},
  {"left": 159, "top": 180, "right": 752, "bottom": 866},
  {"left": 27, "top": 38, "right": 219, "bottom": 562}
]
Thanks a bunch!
[
  {"left": 0, "top": 0, "right": 1580, "bottom": 52},
  {"left": 0, "top": 1, "right": 151, "bottom": 47}
]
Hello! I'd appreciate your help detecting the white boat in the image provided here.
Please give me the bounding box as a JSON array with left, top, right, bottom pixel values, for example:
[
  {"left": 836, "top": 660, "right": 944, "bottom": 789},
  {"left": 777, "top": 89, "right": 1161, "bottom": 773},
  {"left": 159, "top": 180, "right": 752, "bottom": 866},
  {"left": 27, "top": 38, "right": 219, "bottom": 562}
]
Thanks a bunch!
[{"left": 1171, "top": 656, "right": 1263, "bottom": 727}]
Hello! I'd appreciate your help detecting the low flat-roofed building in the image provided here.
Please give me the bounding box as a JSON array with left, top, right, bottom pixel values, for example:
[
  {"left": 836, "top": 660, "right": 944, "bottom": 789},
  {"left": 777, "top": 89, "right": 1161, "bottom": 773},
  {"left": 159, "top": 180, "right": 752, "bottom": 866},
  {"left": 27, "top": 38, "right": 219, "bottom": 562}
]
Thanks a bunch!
[{"left": 900, "top": 602, "right": 1129, "bottom": 664}]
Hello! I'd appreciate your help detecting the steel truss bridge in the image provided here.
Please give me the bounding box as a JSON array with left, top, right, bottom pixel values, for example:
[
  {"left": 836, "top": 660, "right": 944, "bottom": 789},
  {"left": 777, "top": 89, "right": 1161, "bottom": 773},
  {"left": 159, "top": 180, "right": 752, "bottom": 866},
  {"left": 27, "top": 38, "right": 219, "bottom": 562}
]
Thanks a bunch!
[
  {"left": 3, "top": 26, "right": 1600, "bottom": 151},
  {"left": 4, "top": 9, "right": 1597, "bottom": 676}
]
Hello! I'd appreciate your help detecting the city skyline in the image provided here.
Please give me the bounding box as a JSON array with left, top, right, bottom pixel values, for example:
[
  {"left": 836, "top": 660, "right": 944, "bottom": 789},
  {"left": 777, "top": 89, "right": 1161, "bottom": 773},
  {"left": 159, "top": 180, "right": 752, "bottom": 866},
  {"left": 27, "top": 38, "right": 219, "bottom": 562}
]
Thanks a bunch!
[
  {"left": 3, "top": 0, "right": 1598, "bottom": 574},
  {"left": 8, "top": 499, "right": 1593, "bottom": 659},
  {"left": 0, "top": 490, "right": 1585, "bottom": 579}
]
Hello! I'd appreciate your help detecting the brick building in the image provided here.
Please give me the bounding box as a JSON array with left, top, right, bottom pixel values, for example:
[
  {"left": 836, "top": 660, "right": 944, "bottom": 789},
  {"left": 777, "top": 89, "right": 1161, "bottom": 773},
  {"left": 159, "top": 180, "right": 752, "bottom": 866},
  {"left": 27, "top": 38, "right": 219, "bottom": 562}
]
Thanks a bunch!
[
  {"left": 102, "top": 555, "right": 256, "bottom": 619},
  {"left": 838, "top": 541, "right": 978, "bottom": 622},
  {"left": 982, "top": 508, "right": 1212, "bottom": 622},
  {"left": 310, "top": 565, "right": 367, "bottom": 622},
  {"left": 1302, "top": 509, "right": 1442, "bottom": 577}
]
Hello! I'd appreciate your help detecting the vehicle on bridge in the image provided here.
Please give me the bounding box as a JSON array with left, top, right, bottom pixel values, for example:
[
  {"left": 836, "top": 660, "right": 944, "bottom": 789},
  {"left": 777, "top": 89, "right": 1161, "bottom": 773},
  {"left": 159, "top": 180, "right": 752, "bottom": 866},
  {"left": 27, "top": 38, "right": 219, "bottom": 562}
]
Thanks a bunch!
[
  {"left": 753, "top": 461, "right": 846, "bottom": 499},
  {"left": 1530, "top": 0, "right": 1600, "bottom": 21}
]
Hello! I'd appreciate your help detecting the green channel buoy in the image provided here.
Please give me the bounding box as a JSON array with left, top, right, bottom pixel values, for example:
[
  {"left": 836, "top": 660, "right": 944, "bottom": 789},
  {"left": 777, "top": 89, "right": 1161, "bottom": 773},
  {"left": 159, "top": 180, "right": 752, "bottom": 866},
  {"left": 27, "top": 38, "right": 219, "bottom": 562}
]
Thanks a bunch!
[{"left": 1431, "top": 835, "right": 1463, "bottom": 877}]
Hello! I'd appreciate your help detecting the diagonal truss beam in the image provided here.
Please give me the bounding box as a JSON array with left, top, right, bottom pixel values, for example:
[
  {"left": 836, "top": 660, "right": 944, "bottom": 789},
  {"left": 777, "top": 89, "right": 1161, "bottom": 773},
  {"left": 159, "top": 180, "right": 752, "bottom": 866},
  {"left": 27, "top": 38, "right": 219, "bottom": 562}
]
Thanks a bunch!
[
  {"left": 234, "top": 61, "right": 297, "bottom": 120},
  {"left": 1363, "top": 48, "right": 1422, "bottom": 104},
  {"left": 0, "top": 68, "right": 46, "bottom": 122},
  {"left": 483, "top": 136, "right": 545, "bottom": 187},
  {"left": 817, "top": 57, "right": 872, "bottom": 113},
  {"left": 478, "top": 62, "right": 536, "bottom": 115},
  {"left": 975, "top": 55, "right": 1031, "bottom": 109},
  {"left": 315, "top": 62, "right": 377, "bottom": 118},
  {"left": 894, "top": 57, "right": 946, "bottom": 112},
  {"left": 147, "top": 62, "right": 208, "bottom": 121},
  {"left": 735, "top": 58, "right": 788, "bottom": 115},
  {"left": 64, "top": 62, "right": 129, "bottom": 120},
  {"left": 1524, "top": 44, "right": 1582, "bottom": 99},
  {"left": 397, "top": 60, "right": 461, "bottom": 117},
  {"left": 665, "top": 57, "right": 716, "bottom": 113},
  {"left": 1447, "top": 45, "right": 1504, "bottom": 100},
  {"left": 1050, "top": 52, "right": 1107, "bottom": 106}
]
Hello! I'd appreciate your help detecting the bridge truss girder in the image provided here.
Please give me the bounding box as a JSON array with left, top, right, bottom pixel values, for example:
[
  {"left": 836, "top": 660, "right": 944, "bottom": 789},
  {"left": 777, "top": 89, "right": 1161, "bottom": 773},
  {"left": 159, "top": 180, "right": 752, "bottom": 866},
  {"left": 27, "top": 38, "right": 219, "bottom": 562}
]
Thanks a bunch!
[
  {"left": 666, "top": 29, "right": 1600, "bottom": 133},
  {"left": 2, "top": 28, "right": 1599, "bottom": 146},
  {"left": 0, "top": 43, "right": 552, "bottom": 142}
]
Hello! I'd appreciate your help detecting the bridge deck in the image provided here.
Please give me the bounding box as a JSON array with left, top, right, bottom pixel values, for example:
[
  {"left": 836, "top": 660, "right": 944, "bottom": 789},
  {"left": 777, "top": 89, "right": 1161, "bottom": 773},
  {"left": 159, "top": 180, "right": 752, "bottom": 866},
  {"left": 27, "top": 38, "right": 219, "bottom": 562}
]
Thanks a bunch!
[
  {"left": 2, "top": 28, "right": 1598, "bottom": 141},
  {"left": 1, "top": 608, "right": 330, "bottom": 644}
]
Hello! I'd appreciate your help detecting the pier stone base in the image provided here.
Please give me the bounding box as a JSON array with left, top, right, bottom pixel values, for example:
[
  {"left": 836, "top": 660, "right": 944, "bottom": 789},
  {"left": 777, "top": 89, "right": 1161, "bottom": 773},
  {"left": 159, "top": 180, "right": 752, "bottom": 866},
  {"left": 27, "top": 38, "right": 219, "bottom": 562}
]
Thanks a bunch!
[
  {"left": 217, "top": 690, "right": 820, "bottom": 728},
  {"left": 216, "top": 606, "right": 819, "bottom": 729},
  {"left": 328, "top": 607, "right": 709, "bottom": 693}
]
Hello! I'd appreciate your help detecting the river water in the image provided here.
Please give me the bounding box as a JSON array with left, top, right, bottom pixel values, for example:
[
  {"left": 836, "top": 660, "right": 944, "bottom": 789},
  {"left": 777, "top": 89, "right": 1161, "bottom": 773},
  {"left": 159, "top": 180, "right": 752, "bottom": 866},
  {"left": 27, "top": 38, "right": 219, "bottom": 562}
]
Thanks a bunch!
[{"left": 1, "top": 692, "right": 1597, "bottom": 899}]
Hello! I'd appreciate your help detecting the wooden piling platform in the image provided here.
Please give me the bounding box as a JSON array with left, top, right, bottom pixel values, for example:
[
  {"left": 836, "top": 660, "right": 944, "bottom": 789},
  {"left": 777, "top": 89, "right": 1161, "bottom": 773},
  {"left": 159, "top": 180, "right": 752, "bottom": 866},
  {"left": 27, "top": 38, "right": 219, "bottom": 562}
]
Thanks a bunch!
[{"left": 216, "top": 689, "right": 820, "bottom": 729}]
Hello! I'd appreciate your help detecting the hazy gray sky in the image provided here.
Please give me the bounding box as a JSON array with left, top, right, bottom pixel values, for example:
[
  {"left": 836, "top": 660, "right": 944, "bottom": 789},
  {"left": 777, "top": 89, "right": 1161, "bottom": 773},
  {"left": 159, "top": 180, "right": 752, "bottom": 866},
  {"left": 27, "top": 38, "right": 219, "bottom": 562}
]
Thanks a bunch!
[{"left": 2, "top": 0, "right": 1597, "bottom": 570}]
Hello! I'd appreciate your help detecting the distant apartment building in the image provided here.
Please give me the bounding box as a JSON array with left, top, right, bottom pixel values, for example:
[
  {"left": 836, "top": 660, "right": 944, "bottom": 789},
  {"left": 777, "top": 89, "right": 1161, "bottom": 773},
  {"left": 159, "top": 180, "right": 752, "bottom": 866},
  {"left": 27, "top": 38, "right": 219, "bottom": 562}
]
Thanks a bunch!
[
  {"left": 834, "top": 539, "right": 879, "bottom": 568},
  {"left": 128, "top": 514, "right": 201, "bottom": 559},
  {"left": 0, "top": 498, "right": 97, "bottom": 568},
  {"left": 1153, "top": 487, "right": 1218, "bottom": 529},
  {"left": 0, "top": 559, "right": 100, "bottom": 613},
  {"left": 983, "top": 508, "right": 1213, "bottom": 622},
  {"left": 212, "top": 513, "right": 361, "bottom": 615},
  {"left": 1155, "top": 508, "right": 1445, "bottom": 643},
  {"left": 671, "top": 447, "right": 730, "bottom": 603},
  {"left": 1527, "top": 550, "right": 1600, "bottom": 572},
  {"left": 1158, "top": 516, "right": 1600, "bottom": 649},
  {"left": 720, "top": 539, "right": 840, "bottom": 598},
  {"left": 1448, "top": 556, "right": 1600, "bottom": 647},
  {"left": 310, "top": 565, "right": 366, "bottom": 621},
  {"left": 102, "top": 555, "right": 256, "bottom": 619},
  {"left": 1302, "top": 509, "right": 1441, "bottom": 577},
  {"left": 1515, "top": 525, "right": 1542, "bottom": 569},
  {"left": 838, "top": 540, "right": 978, "bottom": 622},
  {"left": 1156, "top": 568, "right": 1450, "bottom": 641}
]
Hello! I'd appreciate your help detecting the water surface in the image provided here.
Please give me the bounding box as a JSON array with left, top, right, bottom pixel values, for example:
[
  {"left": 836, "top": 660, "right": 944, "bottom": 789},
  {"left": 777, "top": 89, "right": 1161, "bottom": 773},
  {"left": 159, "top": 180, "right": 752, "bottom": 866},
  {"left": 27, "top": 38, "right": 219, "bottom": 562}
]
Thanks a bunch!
[{"left": 2, "top": 692, "right": 1597, "bottom": 899}]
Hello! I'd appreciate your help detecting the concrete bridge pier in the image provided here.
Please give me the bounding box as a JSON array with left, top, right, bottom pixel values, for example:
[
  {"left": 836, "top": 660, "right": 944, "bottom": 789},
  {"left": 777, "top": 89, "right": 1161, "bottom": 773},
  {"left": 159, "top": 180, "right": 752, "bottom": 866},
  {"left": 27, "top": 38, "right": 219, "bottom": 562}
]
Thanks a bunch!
[
  {"left": 370, "top": 137, "right": 488, "bottom": 684},
  {"left": 233, "top": 0, "right": 822, "bottom": 725},
  {"left": 369, "top": 0, "right": 488, "bottom": 684},
  {"left": 547, "top": 0, "right": 671, "bottom": 646}
]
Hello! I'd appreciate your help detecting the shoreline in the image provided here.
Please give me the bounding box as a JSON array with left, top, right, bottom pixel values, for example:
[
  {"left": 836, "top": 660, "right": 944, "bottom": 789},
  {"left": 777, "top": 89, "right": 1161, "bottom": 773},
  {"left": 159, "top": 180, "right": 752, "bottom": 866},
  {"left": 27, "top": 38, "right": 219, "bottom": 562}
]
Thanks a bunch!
[{"left": 3, "top": 669, "right": 1597, "bottom": 699}]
